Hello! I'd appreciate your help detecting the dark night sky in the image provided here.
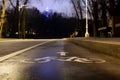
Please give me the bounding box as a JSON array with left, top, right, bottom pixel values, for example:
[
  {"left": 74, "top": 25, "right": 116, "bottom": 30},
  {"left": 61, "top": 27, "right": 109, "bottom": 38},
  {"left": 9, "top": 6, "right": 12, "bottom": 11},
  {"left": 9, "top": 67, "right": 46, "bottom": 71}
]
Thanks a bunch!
[{"left": 30, "top": 0, "right": 75, "bottom": 17}]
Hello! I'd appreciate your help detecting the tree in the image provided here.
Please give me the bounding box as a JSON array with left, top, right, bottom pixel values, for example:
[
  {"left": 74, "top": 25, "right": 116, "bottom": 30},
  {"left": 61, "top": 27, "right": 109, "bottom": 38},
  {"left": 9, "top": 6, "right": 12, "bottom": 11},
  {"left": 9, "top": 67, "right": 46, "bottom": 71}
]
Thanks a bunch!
[
  {"left": 71, "top": 0, "right": 85, "bottom": 36},
  {"left": 9, "top": 0, "right": 29, "bottom": 38},
  {"left": 0, "top": 0, "right": 7, "bottom": 38},
  {"left": 71, "top": 0, "right": 114, "bottom": 37}
]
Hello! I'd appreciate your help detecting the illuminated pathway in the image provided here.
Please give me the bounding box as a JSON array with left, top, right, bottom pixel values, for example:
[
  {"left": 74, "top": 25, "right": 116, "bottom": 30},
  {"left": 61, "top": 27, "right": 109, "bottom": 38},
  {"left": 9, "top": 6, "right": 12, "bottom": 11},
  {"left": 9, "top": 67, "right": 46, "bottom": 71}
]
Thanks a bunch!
[{"left": 0, "top": 39, "right": 120, "bottom": 80}]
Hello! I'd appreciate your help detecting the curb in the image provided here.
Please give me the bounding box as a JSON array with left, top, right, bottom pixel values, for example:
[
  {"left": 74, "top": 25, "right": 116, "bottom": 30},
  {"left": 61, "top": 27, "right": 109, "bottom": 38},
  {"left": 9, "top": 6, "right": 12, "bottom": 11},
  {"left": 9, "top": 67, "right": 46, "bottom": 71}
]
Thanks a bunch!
[{"left": 70, "top": 38, "right": 120, "bottom": 58}]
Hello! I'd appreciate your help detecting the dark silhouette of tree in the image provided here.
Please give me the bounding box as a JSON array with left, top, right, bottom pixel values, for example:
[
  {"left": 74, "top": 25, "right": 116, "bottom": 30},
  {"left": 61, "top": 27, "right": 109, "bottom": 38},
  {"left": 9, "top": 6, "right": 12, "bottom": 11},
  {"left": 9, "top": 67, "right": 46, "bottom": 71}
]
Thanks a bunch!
[
  {"left": 5, "top": 0, "right": 120, "bottom": 38},
  {"left": 0, "top": 0, "right": 7, "bottom": 38},
  {"left": 8, "top": 0, "right": 29, "bottom": 38},
  {"left": 71, "top": 0, "right": 120, "bottom": 37}
]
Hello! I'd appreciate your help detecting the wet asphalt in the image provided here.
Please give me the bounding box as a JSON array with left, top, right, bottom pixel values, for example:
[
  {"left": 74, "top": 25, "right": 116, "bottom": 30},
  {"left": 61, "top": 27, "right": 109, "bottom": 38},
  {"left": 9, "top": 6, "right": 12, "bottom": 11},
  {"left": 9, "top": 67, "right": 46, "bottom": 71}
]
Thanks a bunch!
[{"left": 0, "top": 39, "right": 120, "bottom": 80}]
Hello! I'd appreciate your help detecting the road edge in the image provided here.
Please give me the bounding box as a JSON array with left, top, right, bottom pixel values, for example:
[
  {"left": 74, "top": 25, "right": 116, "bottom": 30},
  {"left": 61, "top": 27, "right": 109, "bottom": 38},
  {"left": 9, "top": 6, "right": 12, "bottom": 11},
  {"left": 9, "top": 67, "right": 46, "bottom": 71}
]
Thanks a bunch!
[{"left": 0, "top": 40, "right": 54, "bottom": 61}]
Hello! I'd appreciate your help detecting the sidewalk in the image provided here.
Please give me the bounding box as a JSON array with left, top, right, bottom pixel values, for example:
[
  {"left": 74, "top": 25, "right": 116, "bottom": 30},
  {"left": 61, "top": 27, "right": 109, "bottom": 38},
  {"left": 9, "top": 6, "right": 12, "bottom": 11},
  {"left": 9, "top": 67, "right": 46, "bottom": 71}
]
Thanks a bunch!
[
  {"left": 75, "top": 37, "right": 120, "bottom": 45},
  {"left": 70, "top": 37, "right": 120, "bottom": 58}
]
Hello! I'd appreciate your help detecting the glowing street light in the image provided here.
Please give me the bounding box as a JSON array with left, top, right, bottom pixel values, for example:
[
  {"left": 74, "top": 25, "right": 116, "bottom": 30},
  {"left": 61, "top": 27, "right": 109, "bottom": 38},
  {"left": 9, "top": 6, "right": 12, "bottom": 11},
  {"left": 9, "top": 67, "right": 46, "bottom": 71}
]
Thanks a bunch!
[
  {"left": 46, "top": 7, "right": 49, "bottom": 12},
  {"left": 85, "top": 0, "right": 89, "bottom": 38},
  {"left": 45, "top": 7, "right": 49, "bottom": 18},
  {"left": 18, "top": 5, "right": 26, "bottom": 11}
]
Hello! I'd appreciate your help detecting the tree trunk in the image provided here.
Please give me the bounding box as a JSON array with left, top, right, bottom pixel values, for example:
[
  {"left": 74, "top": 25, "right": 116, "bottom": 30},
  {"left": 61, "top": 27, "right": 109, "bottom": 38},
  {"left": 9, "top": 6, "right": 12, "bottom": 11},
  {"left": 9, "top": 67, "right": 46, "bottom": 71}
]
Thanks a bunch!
[
  {"left": 0, "top": 0, "right": 7, "bottom": 38},
  {"left": 109, "top": 0, "right": 115, "bottom": 37},
  {"left": 21, "top": 7, "right": 26, "bottom": 38},
  {"left": 111, "top": 16, "right": 115, "bottom": 37},
  {"left": 92, "top": 1, "right": 99, "bottom": 37},
  {"left": 77, "top": 0, "right": 84, "bottom": 36},
  {"left": 0, "top": 25, "right": 3, "bottom": 38}
]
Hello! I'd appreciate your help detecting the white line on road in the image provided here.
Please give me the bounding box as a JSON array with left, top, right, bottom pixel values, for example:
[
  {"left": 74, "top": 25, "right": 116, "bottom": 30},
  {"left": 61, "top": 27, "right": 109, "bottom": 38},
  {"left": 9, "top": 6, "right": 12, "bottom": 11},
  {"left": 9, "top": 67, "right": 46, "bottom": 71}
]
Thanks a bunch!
[
  {"left": 14, "top": 56, "right": 106, "bottom": 64},
  {"left": 57, "top": 52, "right": 68, "bottom": 56},
  {"left": 0, "top": 40, "right": 54, "bottom": 62}
]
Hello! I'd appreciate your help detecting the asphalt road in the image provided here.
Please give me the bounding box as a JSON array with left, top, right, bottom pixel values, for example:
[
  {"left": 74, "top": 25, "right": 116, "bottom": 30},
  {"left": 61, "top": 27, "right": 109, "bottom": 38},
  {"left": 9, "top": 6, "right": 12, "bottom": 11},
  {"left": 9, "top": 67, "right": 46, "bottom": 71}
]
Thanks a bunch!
[{"left": 0, "top": 39, "right": 120, "bottom": 80}]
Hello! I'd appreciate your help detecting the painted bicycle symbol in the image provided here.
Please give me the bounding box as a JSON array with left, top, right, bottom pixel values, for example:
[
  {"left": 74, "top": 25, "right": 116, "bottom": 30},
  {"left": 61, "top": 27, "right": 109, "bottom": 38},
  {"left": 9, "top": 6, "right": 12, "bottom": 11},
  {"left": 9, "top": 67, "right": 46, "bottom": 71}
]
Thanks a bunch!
[
  {"left": 20, "top": 56, "right": 106, "bottom": 64},
  {"left": 7, "top": 52, "right": 106, "bottom": 64}
]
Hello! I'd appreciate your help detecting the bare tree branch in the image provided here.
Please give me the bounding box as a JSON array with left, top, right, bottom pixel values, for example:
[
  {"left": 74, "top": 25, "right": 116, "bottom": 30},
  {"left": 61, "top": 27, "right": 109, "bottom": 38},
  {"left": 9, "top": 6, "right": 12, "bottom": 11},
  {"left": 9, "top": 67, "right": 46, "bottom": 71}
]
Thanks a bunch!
[
  {"left": 9, "top": 0, "right": 16, "bottom": 9},
  {"left": 71, "top": 0, "right": 80, "bottom": 18}
]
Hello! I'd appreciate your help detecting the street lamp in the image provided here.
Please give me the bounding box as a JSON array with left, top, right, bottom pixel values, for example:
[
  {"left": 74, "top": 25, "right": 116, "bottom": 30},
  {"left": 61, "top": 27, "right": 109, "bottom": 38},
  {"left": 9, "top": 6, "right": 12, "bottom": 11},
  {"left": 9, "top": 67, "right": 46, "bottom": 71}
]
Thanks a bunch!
[
  {"left": 45, "top": 7, "right": 49, "bottom": 18},
  {"left": 85, "top": 0, "right": 89, "bottom": 38}
]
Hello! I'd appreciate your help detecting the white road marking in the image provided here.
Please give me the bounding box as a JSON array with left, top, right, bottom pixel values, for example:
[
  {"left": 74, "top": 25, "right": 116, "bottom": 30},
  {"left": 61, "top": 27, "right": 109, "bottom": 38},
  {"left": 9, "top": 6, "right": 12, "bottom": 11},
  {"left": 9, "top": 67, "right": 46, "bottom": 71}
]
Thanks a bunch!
[
  {"left": 65, "top": 57, "right": 78, "bottom": 61},
  {"left": 57, "top": 52, "right": 68, "bottom": 56},
  {"left": 90, "top": 58, "right": 106, "bottom": 63},
  {"left": 8, "top": 56, "right": 106, "bottom": 64},
  {"left": 36, "top": 57, "right": 55, "bottom": 63},
  {"left": 74, "top": 58, "right": 93, "bottom": 63},
  {"left": 0, "top": 40, "right": 54, "bottom": 62},
  {"left": 57, "top": 57, "right": 78, "bottom": 61}
]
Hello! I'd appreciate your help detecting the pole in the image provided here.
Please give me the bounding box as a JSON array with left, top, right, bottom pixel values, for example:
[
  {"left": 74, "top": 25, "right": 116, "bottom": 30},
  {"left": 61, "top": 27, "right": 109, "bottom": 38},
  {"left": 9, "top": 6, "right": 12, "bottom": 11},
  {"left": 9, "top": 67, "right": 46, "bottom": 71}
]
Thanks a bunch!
[{"left": 85, "top": 0, "right": 89, "bottom": 37}]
